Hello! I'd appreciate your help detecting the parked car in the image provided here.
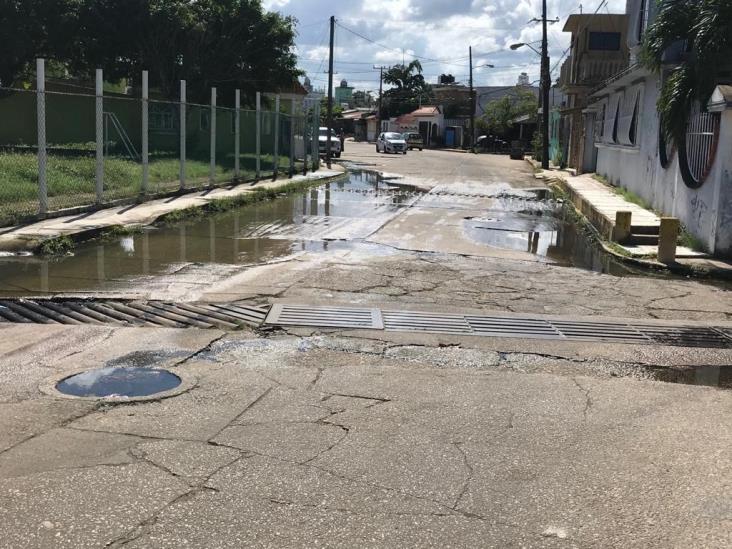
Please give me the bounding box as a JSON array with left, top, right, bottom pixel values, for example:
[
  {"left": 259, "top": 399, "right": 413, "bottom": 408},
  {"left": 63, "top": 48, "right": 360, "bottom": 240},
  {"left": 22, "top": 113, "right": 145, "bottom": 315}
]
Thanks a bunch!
[
  {"left": 318, "top": 127, "right": 341, "bottom": 158},
  {"left": 376, "top": 132, "right": 407, "bottom": 154},
  {"left": 402, "top": 132, "right": 424, "bottom": 151}
]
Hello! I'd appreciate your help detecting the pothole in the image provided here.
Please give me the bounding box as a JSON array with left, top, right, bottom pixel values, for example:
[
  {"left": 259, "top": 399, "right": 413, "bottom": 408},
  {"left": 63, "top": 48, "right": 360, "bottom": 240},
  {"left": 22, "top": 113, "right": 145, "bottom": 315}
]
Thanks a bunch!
[
  {"left": 652, "top": 365, "right": 732, "bottom": 389},
  {"left": 42, "top": 366, "right": 196, "bottom": 402}
]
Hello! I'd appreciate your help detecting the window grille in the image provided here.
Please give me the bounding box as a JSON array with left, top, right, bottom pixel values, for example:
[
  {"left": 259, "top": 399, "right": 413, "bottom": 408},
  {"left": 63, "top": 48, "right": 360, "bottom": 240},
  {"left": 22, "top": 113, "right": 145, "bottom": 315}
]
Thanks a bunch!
[{"left": 679, "top": 107, "right": 720, "bottom": 188}]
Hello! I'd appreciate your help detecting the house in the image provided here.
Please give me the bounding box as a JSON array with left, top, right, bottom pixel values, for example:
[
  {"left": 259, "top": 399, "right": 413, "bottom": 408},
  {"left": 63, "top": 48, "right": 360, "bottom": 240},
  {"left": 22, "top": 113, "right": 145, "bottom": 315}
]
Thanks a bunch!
[
  {"left": 579, "top": 0, "right": 732, "bottom": 256},
  {"left": 384, "top": 106, "right": 445, "bottom": 146},
  {"left": 557, "top": 13, "right": 629, "bottom": 171}
]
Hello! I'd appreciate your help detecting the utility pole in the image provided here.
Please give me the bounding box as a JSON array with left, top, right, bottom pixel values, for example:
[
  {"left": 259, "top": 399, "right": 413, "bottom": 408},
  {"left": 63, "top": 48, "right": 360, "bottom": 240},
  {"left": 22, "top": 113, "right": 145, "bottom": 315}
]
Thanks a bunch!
[
  {"left": 469, "top": 46, "right": 475, "bottom": 153},
  {"left": 326, "top": 15, "right": 335, "bottom": 169},
  {"left": 374, "top": 65, "right": 387, "bottom": 136},
  {"left": 540, "top": 0, "right": 550, "bottom": 170}
]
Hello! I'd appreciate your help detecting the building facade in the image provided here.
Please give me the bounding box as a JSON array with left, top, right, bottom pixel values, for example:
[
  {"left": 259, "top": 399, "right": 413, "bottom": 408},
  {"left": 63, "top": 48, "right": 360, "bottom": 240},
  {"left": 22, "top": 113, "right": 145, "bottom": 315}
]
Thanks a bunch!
[{"left": 334, "top": 80, "right": 354, "bottom": 108}]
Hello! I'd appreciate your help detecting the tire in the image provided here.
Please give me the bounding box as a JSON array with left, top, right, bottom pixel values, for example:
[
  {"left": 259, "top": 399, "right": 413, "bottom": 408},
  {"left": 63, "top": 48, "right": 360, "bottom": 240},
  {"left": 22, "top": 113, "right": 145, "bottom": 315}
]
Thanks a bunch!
[
  {"left": 419, "top": 148, "right": 423, "bottom": 151},
  {"left": 403, "top": 151, "right": 407, "bottom": 155},
  {"left": 335, "top": 152, "right": 341, "bottom": 158},
  {"left": 376, "top": 144, "right": 380, "bottom": 153}
]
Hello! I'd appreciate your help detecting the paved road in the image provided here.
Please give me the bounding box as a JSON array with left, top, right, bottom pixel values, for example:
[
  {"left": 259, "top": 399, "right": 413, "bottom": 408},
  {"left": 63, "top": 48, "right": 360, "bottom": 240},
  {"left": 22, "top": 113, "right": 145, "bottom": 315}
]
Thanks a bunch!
[{"left": 0, "top": 143, "right": 730, "bottom": 548}]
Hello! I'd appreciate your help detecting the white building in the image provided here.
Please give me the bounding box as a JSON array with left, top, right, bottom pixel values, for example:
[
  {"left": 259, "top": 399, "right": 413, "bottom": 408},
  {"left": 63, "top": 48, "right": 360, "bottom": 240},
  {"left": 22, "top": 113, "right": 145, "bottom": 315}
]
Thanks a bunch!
[{"left": 583, "top": 0, "right": 732, "bottom": 256}]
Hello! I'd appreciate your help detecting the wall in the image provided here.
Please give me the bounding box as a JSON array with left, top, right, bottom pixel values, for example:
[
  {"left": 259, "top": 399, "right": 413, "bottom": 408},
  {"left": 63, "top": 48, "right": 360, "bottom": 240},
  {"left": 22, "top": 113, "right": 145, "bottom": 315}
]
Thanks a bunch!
[{"left": 595, "top": 74, "right": 732, "bottom": 255}]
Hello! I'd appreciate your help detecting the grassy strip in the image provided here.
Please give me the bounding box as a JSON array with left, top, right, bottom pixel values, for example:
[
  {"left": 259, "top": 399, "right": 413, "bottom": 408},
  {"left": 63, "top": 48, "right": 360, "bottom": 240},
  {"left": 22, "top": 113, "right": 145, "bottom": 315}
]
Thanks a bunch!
[{"left": 0, "top": 151, "right": 293, "bottom": 225}]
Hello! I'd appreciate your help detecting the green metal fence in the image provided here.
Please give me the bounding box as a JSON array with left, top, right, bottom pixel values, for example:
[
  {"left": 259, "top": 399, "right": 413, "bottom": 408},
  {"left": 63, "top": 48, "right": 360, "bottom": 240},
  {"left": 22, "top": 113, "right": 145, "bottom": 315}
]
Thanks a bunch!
[{"left": 0, "top": 61, "right": 319, "bottom": 227}]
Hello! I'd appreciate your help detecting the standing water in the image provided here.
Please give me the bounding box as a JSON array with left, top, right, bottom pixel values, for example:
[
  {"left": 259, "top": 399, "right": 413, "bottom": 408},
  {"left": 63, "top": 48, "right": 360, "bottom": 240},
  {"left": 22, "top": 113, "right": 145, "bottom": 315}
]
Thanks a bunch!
[{"left": 0, "top": 170, "right": 680, "bottom": 297}]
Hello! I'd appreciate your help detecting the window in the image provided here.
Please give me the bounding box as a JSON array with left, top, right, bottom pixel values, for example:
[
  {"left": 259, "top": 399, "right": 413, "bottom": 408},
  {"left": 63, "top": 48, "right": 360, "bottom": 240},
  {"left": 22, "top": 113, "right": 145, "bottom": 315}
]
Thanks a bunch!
[
  {"left": 150, "top": 103, "right": 176, "bottom": 132},
  {"left": 679, "top": 107, "right": 720, "bottom": 188},
  {"left": 588, "top": 32, "right": 621, "bottom": 51},
  {"left": 612, "top": 101, "right": 620, "bottom": 144},
  {"left": 628, "top": 94, "right": 639, "bottom": 146}
]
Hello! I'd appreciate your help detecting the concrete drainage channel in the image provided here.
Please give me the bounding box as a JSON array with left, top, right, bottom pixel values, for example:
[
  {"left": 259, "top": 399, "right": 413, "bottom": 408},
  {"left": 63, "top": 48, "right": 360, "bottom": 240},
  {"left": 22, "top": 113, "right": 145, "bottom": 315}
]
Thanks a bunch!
[{"left": 1, "top": 299, "right": 731, "bottom": 349}]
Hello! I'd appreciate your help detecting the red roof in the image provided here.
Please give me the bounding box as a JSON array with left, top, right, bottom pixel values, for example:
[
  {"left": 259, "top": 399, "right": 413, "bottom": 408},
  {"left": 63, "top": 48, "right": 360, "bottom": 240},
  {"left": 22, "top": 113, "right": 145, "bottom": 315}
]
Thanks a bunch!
[{"left": 411, "top": 105, "right": 441, "bottom": 116}]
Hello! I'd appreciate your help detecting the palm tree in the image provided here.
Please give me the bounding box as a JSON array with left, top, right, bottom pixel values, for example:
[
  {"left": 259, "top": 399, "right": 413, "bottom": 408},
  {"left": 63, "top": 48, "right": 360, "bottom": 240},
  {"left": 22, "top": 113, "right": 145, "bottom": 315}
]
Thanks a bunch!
[
  {"left": 641, "top": 0, "right": 732, "bottom": 146},
  {"left": 382, "top": 60, "right": 432, "bottom": 117}
]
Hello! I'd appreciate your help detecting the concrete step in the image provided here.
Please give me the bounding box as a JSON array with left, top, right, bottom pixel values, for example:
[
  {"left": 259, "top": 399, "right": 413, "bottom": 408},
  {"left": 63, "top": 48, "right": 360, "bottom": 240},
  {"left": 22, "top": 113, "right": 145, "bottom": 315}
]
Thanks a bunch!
[
  {"left": 631, "top": 225, "right": 660, "bottom": 236},
  {"left": 628, "top": 234, "right": 660, "bottom": 245}
]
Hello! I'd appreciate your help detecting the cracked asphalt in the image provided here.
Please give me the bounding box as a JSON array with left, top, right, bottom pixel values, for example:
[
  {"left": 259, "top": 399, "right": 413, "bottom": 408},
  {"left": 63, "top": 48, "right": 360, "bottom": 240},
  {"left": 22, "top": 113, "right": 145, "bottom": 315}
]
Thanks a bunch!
[{"left": 1, "top": 145, "right": 731, "bottom": 548}]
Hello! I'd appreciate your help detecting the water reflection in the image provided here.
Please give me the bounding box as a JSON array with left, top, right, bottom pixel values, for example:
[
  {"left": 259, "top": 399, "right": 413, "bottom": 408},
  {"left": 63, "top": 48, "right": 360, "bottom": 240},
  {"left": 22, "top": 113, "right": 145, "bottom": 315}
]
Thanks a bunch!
[
  {"left": 0, "top": 171, "right": 418, "bottom": 297},
  {"left": 655, "top": 366, "right": 732, "bottom": 389}
]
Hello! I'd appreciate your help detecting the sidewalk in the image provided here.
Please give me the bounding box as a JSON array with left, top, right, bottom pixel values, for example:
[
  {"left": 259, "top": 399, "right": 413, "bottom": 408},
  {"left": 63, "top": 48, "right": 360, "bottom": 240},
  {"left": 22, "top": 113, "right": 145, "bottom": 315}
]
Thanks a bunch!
[
  {"left": 535, "top": 165, "right": 732, "bottom": 277},
  {"left": 0, "top": 168, "right": 345, "bottom": 253}
]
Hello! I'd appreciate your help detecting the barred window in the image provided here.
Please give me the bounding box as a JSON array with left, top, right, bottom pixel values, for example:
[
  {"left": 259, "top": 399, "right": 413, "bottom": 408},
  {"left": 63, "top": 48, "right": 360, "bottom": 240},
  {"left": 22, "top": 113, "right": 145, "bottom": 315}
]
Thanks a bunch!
[{"left": 679, "top": 107, "right": 720, "bottom": 188}]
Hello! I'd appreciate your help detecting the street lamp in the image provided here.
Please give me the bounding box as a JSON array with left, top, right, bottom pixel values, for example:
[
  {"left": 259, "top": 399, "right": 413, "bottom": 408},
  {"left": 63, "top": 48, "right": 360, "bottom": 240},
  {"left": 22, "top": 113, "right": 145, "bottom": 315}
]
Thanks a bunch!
[
  {"left": 510, "top": 42, "right": 541, "bottom": 56},
  {"left": 468, "top": 47, "right": 495, "bottom": 153},
  {"left": 509, "top": 38, "right": 550, "bottom": 170}
]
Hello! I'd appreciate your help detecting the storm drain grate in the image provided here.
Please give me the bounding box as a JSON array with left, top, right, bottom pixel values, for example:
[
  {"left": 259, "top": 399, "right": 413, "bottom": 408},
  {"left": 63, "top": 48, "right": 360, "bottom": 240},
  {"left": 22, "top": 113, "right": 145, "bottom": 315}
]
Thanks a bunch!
[
  {"left": 265, "top": 304, "right": 384, "bottom": 330},
  {"left": 0, "top": 299, "right": 268, "bottom": 329},
  {"left": 263, "top": 305, "right": 732, "bottom": 349},
  {"left": 383, "top": 310, "right": 472, "bottom": 334}
]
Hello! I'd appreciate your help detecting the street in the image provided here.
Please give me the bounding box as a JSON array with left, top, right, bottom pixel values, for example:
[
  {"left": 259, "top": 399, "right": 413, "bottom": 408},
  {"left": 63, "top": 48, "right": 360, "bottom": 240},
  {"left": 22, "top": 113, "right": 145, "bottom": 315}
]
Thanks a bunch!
[{"left": 0, "top": 145, "right": 731, "bottom": 548}]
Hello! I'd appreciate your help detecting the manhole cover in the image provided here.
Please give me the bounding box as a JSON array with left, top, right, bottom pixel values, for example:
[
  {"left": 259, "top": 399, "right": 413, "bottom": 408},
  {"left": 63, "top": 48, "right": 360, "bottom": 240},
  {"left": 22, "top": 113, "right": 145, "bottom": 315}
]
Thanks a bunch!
[{"left": 55, "top": 366, "right": 182, "bottom": 399}]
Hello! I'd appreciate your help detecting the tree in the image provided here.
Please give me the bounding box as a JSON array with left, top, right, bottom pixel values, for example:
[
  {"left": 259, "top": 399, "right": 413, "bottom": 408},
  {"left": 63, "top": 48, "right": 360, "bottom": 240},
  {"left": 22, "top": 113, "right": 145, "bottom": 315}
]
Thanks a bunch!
[
  {"left": 0, "top": 0, "right": 301, "bottom": 105},
  {"left": 381, "top": 60, "right": 432, "bottom": 118},
  {"left": 73, "top": 0, "right": 300, "bottom": 104},
  {"left": 642, "top": 0, "right": 732, "bottom": 146},
  {"left": 477, "top": 87, "right": 537, "bottom": 136},
  {"left": 319, "top": 96, "right": 343, "bottom": 124},
  {"left": 0, "top": 0, "right": 78, "bottom": 86}
]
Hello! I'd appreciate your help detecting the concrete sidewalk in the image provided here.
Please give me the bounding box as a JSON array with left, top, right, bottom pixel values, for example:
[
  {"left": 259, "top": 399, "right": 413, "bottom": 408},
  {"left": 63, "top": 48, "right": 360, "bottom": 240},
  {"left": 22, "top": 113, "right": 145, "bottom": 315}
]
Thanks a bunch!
[
  {"left": 0, "top": 168, "right": 345, "bottom": 253},
  {"left": 538, "top": 167, "right": 732, "bottom": 276}
]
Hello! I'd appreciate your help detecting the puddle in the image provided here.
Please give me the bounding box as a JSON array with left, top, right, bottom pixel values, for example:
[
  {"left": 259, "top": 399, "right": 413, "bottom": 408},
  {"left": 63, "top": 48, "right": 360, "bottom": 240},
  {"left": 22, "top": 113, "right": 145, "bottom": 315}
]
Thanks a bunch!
[
  {"left": 55, "top": 366, "right": 181, "bottom": 398},
  {"left": 0, "top": 170, "right": 724, "bottom": 297},
  {"left": 653, "top": 366, "right": 732, "bottom": 389},
  {"left": 0, "top": 171, "right": 420, "bottom": 297}
]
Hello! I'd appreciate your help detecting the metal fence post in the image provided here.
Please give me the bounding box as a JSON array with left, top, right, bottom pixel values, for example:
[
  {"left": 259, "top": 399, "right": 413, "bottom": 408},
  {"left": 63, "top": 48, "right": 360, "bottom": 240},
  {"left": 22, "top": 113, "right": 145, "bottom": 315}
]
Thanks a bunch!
[
  {"left": 180, "top": 80, "right": 186, "bottom": 190},
  {"left": 36, "top": 58, "right": 48, "bottom": 215},
  {"left": 95, "top": 68, "right": 103, "bottom": 204},
  {"left": 210, "top": 87, "right": 216, "bottom": 186},
  {"left": 256, "top": 91, "right": 261, "bottom": 180},
  {"left": 312, "top": 103, "right": 320, "bottom": 171},
  {"left": 273, "top": 95, "right": 280, "bottom": 180},
  {"left": 289, "top": 98, "right": 296, "bottom": 178},
  {"left": 234, "top": 89, "right": 240, "bottom": 180},
  {"left": 141, "top": 70, "right": 149, "bottom": 194}
]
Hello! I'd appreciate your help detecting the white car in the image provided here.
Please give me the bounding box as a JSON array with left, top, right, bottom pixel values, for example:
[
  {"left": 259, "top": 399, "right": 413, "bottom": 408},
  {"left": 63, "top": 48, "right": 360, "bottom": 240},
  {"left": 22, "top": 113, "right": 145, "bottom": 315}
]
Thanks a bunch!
[
  {"left": 318, "top": 127, "right": 341, "bottom": 158},
  {"left": 376, "top": 132, "right": 407, "bottom": 154}
]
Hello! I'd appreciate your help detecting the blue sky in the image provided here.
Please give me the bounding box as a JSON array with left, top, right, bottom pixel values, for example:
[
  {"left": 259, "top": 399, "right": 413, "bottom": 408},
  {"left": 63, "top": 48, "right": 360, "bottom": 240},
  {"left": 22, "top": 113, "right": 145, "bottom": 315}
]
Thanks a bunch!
[{"left": 263, "top": 0, "right": 627, "bottom": 94}]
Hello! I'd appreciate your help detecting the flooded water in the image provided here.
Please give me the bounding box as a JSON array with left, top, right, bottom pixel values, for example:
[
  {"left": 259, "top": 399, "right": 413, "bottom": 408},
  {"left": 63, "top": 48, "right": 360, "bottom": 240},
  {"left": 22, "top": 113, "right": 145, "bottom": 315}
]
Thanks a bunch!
[
  {"left": 56, "top": 366, "right": 181, "bottom": 398},
  {"left": 0, "top": 171, "right": 419, "bottom": 296},
  {"left": 0, "top": 170, "right": 699, "bottom": 297}
]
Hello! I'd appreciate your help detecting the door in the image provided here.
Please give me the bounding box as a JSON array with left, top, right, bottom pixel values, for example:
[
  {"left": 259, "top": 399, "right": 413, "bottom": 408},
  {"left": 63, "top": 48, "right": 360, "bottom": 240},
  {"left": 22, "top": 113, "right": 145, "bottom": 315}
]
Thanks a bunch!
[{"left": 582, "top": 112, "right": 598, "bottom": 173}]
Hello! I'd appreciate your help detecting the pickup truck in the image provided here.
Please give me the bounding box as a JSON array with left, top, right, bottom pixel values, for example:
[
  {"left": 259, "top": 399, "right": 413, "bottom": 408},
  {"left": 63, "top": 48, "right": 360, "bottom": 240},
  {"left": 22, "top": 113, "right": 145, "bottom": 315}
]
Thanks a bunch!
[{"left": 318, "top": 127, "right": 341, "bottom": 158}]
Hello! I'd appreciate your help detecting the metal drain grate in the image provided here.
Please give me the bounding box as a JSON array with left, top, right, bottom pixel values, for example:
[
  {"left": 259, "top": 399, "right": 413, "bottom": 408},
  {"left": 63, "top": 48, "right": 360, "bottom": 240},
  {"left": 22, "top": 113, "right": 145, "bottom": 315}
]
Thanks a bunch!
[
  {"left": 263, "top": 305, "right": 732, "bottom": 349},
  {"left": 266, "top": 304, "right": 383, "bottom": 329},
  {"left": 383, "top": 310, "right": 472, "bottom": 334},
  {"left": 0, "top": 299, "right": 268, "bottom": 329}
]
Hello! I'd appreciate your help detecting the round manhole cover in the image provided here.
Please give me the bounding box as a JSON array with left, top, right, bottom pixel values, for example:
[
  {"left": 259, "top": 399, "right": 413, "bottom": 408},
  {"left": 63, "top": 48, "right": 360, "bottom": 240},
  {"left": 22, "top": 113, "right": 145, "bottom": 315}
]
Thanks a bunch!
[{"left": 53, "top": 366, "right": 183, "bottom": 399}]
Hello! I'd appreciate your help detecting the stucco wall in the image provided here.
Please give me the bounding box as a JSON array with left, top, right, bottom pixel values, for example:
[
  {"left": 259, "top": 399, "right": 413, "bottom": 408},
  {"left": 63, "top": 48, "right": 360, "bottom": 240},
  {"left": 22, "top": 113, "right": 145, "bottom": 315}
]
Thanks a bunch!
[{"left": 595, "top": 75, "right": 732, "bottom": 256}]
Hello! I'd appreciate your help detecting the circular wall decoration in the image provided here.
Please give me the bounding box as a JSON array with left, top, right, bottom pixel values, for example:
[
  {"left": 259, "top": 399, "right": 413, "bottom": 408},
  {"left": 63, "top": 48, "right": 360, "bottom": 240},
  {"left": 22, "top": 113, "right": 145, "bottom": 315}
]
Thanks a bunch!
[{"left": 679, "top": 110, "right": 720, "bottom": 189}]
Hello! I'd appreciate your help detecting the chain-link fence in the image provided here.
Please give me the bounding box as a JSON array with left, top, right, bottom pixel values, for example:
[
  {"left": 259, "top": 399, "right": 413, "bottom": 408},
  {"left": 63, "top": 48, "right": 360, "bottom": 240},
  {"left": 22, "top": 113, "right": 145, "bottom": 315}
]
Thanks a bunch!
[{"left": 0, "top": 61, "right": 319, "bottom": 227}]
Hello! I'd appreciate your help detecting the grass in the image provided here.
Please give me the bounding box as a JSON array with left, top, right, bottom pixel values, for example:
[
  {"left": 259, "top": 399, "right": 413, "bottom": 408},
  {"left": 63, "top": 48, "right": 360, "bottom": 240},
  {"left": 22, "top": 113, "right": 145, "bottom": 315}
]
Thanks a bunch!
[
  {"left": 37, "top": 235, "right": 74, "bottom": 256},
  {"left": 592, "top": 174, "right": 654, "bottom": 211},
  {"left": 678, "top": 225, "right": 707, "bottom": 252},
  {"left": 0, "top": 150, "right": 295, "bottom": 225}
]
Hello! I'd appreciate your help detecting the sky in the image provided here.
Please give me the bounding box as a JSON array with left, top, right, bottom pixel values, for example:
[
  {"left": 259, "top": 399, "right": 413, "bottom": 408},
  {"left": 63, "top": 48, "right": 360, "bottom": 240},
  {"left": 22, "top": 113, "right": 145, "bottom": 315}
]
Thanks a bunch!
[{"left": 263, "top": 0, "right": 627, "bottom": 95}]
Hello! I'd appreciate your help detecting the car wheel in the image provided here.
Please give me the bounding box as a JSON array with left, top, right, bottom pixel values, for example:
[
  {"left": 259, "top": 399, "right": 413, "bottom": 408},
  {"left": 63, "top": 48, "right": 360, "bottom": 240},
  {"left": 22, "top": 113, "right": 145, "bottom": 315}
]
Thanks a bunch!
[
  {"left": 403, "top": 151, "right": 407, "bottom": 155},
  {"left": 335, "top": 152, "right": 341, "bottom": 158},
  {"left": 419, "top": 148, "right": 423, "bottom": 151}
]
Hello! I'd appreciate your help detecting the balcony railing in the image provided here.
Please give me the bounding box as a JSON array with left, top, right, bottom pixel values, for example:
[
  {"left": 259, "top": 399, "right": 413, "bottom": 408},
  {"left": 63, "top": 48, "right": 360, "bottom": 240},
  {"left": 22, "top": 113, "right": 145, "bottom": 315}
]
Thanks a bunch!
[{"left": 560, "top": 55, "right": 628, "bottom": 89}]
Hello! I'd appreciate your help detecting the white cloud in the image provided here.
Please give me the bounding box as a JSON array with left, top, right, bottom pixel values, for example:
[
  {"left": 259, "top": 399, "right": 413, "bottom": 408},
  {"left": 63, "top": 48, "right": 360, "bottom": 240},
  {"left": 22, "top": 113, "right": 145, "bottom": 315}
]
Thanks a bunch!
[{"left": 285, "top": 0, "right": 631, "bottom": 93}]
